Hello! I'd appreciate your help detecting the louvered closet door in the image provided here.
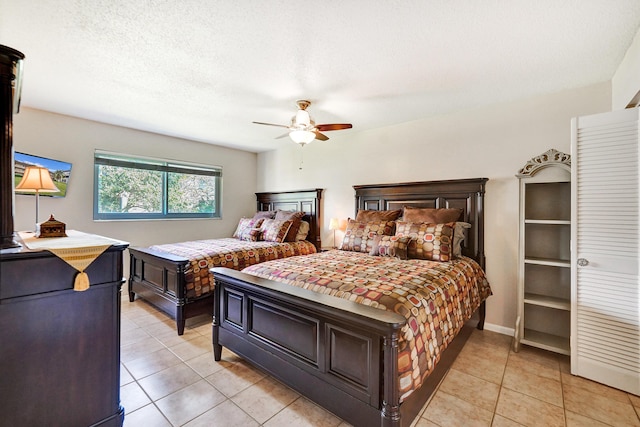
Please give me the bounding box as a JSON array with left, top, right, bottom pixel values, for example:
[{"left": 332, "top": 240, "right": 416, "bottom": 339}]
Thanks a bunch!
[{"left": 571, "top": 107, "right": 639, "bottom": 395}]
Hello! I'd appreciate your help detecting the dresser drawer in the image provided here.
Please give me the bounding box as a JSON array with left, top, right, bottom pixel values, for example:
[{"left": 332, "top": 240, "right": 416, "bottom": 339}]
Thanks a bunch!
[{"left": 0, "top": 249, "right": 123, "bottom": 300}]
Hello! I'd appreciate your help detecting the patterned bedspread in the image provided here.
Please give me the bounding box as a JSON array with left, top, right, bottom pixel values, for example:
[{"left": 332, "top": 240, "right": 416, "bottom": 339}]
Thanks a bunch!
[
  {"left": 149, "top": 238, "right": 316, "bottom": 300},
  {"left": 242, "top": 249, "right": 492, "bottom": 401}
]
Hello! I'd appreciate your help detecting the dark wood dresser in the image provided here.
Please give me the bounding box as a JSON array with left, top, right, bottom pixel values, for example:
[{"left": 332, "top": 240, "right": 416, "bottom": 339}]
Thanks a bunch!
[{"left": 0, "top": 241, "right": 128, "bottom": 427}]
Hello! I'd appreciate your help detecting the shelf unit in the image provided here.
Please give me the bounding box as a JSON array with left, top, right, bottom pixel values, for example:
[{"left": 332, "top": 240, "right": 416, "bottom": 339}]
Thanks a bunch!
[{"left": 514, "top": 149, "right": 571, "bottom": 355}]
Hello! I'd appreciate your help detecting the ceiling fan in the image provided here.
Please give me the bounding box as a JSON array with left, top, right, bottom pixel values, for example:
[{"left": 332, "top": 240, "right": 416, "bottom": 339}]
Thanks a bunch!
[{"left": 253, "top": 100, "right": 352, "bottom": 146}]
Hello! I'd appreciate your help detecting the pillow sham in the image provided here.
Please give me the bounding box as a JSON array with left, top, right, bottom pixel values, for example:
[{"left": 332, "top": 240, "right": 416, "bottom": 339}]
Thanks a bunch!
[
  {"left": 295, "top": 220, "right": 310, "bottom": 241},
  {"left": 453, "top": 222, "right": 471, "bottom": 257},
  {"left": 369, "top": 235, "right": 410, "bottom": 260},
  {"left": 260, "top": 218, "right": 294, "bottom": 243},
  {"left": 402, "top": 206, "right": 462, "bottom": 223},
  {"left": 238, "top": 227, "right": 262, "bottom": 242},
  {"left": 355, "top": 209, "right": 402, "bottom": 223},
  {"left": 395, "top": 221, "right": 454, "bottom": 262},
  {"left": 340, "top": 219, "right": 395, "bottom": 253},
  {"left": 252, "top": 210, "right": 276, "bottom": 220},
  {"left": 275, "top": 210, "right": 306, "bottom": 242},
  {"left": 232, "top": 217, "right": 264, "bottom": 239}
]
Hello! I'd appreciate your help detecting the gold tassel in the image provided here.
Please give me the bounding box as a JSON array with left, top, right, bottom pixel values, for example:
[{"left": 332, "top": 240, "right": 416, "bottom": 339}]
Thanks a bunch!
[{"left": 74, "top": 271, "right": 90, "bottom": 291}]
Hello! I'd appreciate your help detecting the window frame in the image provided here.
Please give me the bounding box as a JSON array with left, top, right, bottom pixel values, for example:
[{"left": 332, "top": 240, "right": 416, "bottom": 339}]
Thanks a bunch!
[{"left": 93, "top": 151, "right": 222, "bottom": 221}]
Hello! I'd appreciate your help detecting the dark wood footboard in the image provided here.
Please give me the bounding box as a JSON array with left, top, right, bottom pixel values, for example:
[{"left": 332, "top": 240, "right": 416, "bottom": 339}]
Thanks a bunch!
[
  {"left": 212, "top": 267, "right": 486, "bottom": 427},
  {"left": 128, "top": 247, "right": 211, "bottom": 335}
]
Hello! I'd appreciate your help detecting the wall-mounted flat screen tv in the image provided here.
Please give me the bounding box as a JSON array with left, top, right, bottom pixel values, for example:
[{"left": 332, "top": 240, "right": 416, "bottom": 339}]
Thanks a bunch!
[{"left": 14, "top": 151, "right": 72, "bottom": 197}]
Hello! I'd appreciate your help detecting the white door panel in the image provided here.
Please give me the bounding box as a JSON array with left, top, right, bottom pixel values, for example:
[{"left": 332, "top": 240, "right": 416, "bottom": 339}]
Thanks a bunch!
[{"left": 571, "top": 108, "right": 640, "bottom": 395}]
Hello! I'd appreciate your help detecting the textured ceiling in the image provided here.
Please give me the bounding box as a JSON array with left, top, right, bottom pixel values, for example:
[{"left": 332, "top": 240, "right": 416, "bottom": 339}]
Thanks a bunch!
[{"left": 2, "top": 1, "right": 640, "bottom": 152}]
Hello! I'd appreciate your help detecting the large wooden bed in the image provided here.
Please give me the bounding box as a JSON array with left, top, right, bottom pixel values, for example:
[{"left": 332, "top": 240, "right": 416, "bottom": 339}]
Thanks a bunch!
[
  {"left": 211, "top": 178, "right": 489, "bottom": 427},
  {"left": 128, "top": 189, "right": 322, "bottom": 335}
]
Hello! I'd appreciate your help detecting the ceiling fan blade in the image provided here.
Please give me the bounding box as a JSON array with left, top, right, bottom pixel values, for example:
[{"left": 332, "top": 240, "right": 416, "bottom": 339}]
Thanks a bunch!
[
  {"left": 314, "top": 131, "right": 329, "bottom": 141},
  {"left": 252, "top": 121, "right": 289, "bottom": 128},
  {"left": 275, "top": 133, "right": 289, "bottom": 139},
  {"left": 316, "top": 123, "right": 352, "bottom": 132}
]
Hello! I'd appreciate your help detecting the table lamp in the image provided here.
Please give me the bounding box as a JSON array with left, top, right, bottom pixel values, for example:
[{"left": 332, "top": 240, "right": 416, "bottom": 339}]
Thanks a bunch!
[
  {"left": 15, "top": 166, "right": 60, "bottom": 227},
  {"left": 329, "top": 217, "right": 340, "bottom": 248}
]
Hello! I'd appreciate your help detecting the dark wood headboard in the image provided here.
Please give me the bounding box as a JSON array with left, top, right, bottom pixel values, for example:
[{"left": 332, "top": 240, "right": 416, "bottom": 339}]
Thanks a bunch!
[
  {"left": 354, "top": 178, "right": 488, "bottom": 268},
  {"left": 256, "top": 189, "right": 323, "bottom": 251}
]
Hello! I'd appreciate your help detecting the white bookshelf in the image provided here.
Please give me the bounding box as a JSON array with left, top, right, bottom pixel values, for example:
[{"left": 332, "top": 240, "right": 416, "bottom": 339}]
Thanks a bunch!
[{"left": 514, "top": 149, "right": 571, "bottom": 355}]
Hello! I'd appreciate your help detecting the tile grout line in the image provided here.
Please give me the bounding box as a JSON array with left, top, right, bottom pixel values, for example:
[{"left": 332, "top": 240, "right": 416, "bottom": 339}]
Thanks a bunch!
[
  {"left": 490, "top": 337, "right": 513, "bottom": 426},
  {"left": 559, "top": 363, "right": 567, "bottom": 427}
]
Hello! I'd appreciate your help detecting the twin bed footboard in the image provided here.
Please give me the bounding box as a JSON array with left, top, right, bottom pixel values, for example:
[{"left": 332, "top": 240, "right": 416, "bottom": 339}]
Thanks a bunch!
[
  {"left": 212, "top": 267, "right": 486, "bottom": 427},
  {"left": 128, "top": 247, "right": 212, "bottom": 335}
]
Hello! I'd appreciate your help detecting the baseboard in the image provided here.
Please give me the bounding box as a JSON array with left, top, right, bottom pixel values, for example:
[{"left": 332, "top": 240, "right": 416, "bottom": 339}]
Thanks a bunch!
[{"left": 483, "top": 322, "right": 514, "bottom": 337}]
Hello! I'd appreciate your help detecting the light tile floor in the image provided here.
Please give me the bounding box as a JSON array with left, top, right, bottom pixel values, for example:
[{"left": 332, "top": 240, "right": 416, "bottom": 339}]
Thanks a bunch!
[{"left": 120, "top": 296, "right": 640, "bottom": 427}]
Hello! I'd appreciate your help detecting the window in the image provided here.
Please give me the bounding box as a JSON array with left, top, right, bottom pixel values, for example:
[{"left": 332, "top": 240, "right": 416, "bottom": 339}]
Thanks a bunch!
[{"left": 94, "top": 151, "right": 222, "bottom": 220}]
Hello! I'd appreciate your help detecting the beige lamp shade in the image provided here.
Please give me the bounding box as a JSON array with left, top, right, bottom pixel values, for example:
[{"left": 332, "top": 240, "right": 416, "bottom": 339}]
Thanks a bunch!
[
  {"left": 16, "top": 166, "right": 60, "bottom": 227},
  {"left": 329, "top": 217, "right": 343, "bottom": 249},
  {"left": 16, "top": 166, "right": 59, "bottom": 192},
  {"left": 329, "top": 217, "right": 339, "bottom": 230}
]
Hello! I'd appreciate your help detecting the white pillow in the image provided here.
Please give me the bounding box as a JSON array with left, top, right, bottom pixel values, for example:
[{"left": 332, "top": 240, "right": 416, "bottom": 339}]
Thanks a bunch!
[
  {"left": 295, "top": 220, "right": 310, "bottom": 241},
  {"left": 453, "top": 222, "right": 471, "bottom": 257}
]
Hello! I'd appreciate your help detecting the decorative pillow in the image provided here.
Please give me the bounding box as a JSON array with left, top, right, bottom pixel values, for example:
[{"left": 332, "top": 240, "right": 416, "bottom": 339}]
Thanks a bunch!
[
  {"left": 340, "top": 219, "right": 395, "bottom": 253},
  {"left": 402, "top": 207, "right": 462, "bottom": 223},
  {"left": 232, "top": 217, "right": 264, "bottom": 239},
  {"left": 355, "top": 209, "right": 402, "bottom": 223},
  {"left": 453, "top": 222, "right": 471, "bottom": 257},
  {"left": 395, "top": 221, "right": 454, "bottom": 261},
  {"left": 260, "top": 218, "right": 294, "bottom": 243},
  {"left": 369, "top": 235, "right": 410, "bottom": 260},
  {"left": 295, "top": 220, "right": 310, "bottom": 241},
  {"left": 275, "top": 210, "right": 306, "bottom": 242},
  {"left": 238, "top": 227, "right": 262, "bottom": 242},
  {"left": 252, "top": 210, "right": 276, "bottom": 220}
]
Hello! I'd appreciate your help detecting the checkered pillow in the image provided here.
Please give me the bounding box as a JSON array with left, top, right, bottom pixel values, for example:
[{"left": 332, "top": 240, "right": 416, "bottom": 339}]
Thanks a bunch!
[
  {"left": 261, "top": 219, "right": 294, "bottom": 243},
  {"left": 395, "top": 221, "right": 454, "bottom": 261},
  {"left": 340, "top": 219, "right": 395, "bottom": 253}
]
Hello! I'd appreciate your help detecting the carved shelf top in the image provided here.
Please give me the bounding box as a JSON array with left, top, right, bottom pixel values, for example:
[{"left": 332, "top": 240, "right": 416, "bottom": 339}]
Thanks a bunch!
[{"left": 516, "top": 149, "right": 571, "bottom": 178}]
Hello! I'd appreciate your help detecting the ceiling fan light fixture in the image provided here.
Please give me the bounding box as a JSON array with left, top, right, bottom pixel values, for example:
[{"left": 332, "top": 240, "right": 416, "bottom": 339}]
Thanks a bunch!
[
  {"left": 289, "top": 129, "right": 316, "bottom": 146},
  {"left": 295, "top": 109, "right": 311, "bottom": 126},
  {"left": 254, "top": 99, "right": 352, "bottom": 144}
]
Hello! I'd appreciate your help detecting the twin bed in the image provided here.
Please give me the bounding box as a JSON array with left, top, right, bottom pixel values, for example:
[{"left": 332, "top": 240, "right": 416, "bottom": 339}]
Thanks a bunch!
[
  {"left": 211, "top": 178, "right": 490, "bottom": 427},
  {"left": 128, "top": 189, "right": 322, "bottom": 335}
]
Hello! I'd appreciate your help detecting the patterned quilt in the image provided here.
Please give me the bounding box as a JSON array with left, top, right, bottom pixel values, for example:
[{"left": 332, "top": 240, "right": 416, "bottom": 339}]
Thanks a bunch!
[
  {"left": 242, "top": 249, "right": 492, "bottom": 401},
  {"left": 149, "top": 238, "right": 317, "bottom": 300}
]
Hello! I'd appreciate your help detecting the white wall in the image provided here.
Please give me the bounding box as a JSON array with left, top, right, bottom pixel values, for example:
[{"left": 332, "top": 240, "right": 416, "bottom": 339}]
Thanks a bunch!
[
  {"left": 612, "top": 26, "right": 640, "bottom": 109},
  {"left": 256, "top": 82, "right": 611, "bottom": 332},
  {"left": 12, "top": 108, "right": 258, "bottom": 248}
]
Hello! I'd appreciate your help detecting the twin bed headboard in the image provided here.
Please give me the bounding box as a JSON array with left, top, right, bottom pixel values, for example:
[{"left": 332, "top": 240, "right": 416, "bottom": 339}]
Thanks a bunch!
[
  {"left": 256, "top": 189, "right": 323, "bottom": 251},
  {"left": 353, "top": 178, "right": 488, "bottom": 268}
]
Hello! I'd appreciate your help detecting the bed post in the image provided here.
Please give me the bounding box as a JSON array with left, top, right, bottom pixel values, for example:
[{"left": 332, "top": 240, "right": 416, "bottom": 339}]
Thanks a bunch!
[
  {"left": 477, "top": 188, "right": 486, "bottom": 270},
  {"left": 477, "top": 301, "right": 486, "bottom": 330},
  {"left": 212, "top": 280, "right": 222, "bottom": 361},
  {"left": 176, "top": 306, "right": 186, "bottom": 336},
  {"left": 381, "top": 331, "right": 401, "bottom": 427},
  {"left": 175, "top": 262, "right": 188, "bottom": 335},
  {"left": 128, "top": 252, "right": 136, "bottom": 302}
]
